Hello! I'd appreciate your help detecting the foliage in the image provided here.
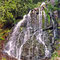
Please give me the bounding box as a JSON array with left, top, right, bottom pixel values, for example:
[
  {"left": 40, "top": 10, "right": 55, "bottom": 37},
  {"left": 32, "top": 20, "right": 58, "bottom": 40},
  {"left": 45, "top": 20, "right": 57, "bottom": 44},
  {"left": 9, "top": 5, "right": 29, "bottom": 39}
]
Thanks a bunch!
[
  {"left": 1, "top": 0, "right": 58, "bottom": 27},
  {"left": 0, "top": 0, "right": 42, "bottom": 26},
  {"left": 44, "top": 0, "right": 60, "bottom": 24},
  {"left": 44, "top": 8, "right": 50, "bottom": 24},
  {"left": 0, "top": 0, "right": 16, "bottom": 26},
  {"left": 46, "top": 0, "right": 60, "bottom": 12},
  {"left": 51, "top": 51, "right": 59, "bottom": 60}
]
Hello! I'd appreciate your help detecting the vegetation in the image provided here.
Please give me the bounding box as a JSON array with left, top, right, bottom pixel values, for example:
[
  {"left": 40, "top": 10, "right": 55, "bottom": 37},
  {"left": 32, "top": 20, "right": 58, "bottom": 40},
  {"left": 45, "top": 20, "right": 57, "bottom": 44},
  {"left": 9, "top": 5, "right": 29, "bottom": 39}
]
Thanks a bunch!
[{"left": 0, "top": 0, "right": 41, "bottom": 26}]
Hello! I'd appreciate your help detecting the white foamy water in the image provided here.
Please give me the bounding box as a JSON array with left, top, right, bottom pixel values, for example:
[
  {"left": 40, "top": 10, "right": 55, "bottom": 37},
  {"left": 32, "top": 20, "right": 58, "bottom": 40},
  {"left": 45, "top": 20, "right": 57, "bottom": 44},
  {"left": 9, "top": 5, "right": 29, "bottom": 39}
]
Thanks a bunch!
[{"left": 4, "top": 14, "right": 28, "bottom": 58}]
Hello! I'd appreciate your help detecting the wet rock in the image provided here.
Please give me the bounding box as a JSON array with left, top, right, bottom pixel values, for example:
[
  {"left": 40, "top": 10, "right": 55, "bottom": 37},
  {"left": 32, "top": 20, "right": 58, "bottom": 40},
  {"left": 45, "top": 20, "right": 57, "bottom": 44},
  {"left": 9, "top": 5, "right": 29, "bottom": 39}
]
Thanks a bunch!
[{"left": 0, "top": 51, "right": 17, "bottom": 60}]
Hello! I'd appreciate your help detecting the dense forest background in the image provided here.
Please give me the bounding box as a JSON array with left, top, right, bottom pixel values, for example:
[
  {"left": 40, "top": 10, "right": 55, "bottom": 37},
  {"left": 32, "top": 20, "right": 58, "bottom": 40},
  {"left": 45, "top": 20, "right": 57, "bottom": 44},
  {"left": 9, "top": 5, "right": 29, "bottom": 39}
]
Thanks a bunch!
[{"left": 0, "top": 0, "right": 60, "bottom": 60}]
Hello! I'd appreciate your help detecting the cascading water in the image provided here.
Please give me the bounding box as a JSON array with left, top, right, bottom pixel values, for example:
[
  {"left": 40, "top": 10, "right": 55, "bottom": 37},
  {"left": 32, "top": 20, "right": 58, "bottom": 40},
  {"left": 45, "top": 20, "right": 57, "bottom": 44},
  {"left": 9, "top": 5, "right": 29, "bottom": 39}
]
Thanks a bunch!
[
  {"left": 18, "top": 11, "right": 31, "bottom": 60},
  {"left": 3, "top": 14, "right": 29, "bottom": 58},
  {"left": 3, "top": 2, "right": 51, "bottom": 60},
  {"left": 38, "top": 6, "right": 50, "bottom": 58}
]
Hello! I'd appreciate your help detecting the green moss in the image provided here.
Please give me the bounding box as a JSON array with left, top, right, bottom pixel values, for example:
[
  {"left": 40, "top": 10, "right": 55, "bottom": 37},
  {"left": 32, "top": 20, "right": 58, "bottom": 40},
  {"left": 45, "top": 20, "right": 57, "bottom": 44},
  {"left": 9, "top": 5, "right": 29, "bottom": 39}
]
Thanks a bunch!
[
  {"left": 2, "top": 57, "right": 6, "bottom": 60},
  {"left": 51, "top": 51, "right": 59, "bottom": 60},
  {"left": 58, "top": 27, "right": 60, "bottom": 29},
  {"left": 20, "top": 27, "right": 23, "bottom": 32}
]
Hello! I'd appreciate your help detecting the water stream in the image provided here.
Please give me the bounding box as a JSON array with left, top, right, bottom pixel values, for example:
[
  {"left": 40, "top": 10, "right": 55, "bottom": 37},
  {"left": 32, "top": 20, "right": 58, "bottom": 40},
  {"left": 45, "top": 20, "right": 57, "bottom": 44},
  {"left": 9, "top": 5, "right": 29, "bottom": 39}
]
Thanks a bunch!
[{"left": 3, "top": 2, "right": 51, "bottom": 60}]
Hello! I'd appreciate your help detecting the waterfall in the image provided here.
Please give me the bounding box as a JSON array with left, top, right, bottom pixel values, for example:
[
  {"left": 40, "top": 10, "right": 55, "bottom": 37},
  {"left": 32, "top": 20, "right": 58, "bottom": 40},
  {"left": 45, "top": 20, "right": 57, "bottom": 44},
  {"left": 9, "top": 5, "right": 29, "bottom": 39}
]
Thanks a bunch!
[
  {"left": 18, "top": 11, "right": 31, "bottom": 60},
  {"left": 3, "top": 14, "right": 28, "bottom": 58},
  {"left": 3, "top": 2, "right": 51, "bottom": 60},
  {"left": 38, "top": 7, "right": 50, "bottom": 57}
]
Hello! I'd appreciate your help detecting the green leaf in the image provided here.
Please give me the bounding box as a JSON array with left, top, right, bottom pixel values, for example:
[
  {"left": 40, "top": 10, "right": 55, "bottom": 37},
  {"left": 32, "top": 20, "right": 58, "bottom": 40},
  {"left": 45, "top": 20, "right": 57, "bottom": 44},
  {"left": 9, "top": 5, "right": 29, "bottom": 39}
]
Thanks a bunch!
[{"left": 0, "top": 37, "right": 4, "bottom": 40}]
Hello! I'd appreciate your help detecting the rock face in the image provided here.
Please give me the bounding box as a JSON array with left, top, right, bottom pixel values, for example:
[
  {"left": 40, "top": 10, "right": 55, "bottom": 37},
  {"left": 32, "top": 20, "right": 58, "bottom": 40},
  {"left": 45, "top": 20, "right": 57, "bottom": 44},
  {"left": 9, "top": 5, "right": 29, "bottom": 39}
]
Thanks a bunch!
[
  {"left": 0, "top": 51, "right": 17, "bottom": 60},
  {"left": 0, "top": 50, "right": 51, "bottom": 60}
]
